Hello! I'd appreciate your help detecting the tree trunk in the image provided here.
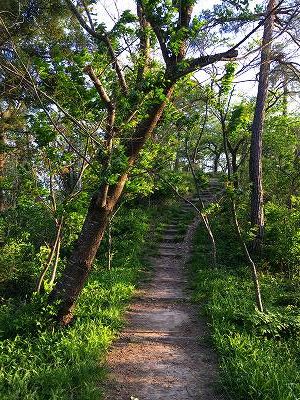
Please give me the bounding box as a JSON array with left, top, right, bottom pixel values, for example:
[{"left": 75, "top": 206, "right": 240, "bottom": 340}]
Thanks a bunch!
[
  {"left": 0, "top": 130, "right": 6, "bottom": 212},
  {"left": 213, "top": 152, "right": 220, "bottom": 174},
  {"left": 49, "top": 236, "right": 61, "bottom": 286},
  {"left": 35, "top": 217, "right": 64, "bottom": 293},
  {"left": 49, "top": 85, "right": 175, "bottom": 325},
  {"left": 249, "top": 0, "right": 276, "bottom": 254},
  {"left": 232, "top": 148, "right": 239, "bottom": 189},
  {"left": 221, "top": 118, "right": 232, "bottom": 179},
  {"left": 49, "top": 194, "right": 111, "bottom": 324},
  {"left": 221, "top": 107, "right": 264, "bottom": 312}
]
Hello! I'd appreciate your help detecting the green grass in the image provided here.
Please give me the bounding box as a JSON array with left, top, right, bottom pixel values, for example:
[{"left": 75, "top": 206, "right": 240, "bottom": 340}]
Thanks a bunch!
[
  {"left": 189, "top": 220, "right": 300, "bottom": 400},
  {"left": 0, "top": 197, "right": 194, "bottom": 399},
  {"left": 0, "top": 205, "right": 160, "bottom": 399}
]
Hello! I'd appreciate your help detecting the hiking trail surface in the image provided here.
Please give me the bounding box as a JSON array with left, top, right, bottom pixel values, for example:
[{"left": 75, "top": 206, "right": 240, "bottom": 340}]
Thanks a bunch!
[{"left": 104, "top": 181, "right": 224, "bottom": 400}]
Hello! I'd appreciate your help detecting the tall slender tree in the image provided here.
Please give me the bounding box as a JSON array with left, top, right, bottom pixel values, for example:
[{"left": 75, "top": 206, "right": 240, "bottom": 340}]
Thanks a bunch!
[{"left": 249, "top": 0, "right": 277, "bottom": 253}]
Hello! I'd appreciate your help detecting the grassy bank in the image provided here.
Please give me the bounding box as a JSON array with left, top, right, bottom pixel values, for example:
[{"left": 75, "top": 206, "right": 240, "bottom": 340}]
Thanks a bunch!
[{"left": 190, "top": 219, "right": 300, "bottom": 400}]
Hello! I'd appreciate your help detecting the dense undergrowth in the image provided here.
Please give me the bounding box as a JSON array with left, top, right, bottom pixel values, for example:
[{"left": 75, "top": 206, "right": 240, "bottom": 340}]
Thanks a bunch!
[
  {"left": 0, "top": 198, "right": 186, "bottom": 400},
  {"left": 190, "top": 212, "right": 300, "bottom": 400}
]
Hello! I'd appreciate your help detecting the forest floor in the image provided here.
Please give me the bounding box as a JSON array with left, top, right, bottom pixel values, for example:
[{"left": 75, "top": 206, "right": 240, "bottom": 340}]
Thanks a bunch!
[{"left": 103, "top": 196, "right": 224, "bottom": 399}]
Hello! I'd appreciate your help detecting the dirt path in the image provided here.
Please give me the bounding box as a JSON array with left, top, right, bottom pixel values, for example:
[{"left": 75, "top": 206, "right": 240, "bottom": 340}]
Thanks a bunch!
[{"left": 103, "top": 200, "right": 223, "bottom": 400}]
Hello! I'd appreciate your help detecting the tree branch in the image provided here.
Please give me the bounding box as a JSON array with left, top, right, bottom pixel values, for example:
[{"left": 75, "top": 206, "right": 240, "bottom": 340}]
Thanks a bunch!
[
  {"left": 84, "top": 65, "right": 115, "bottom": 117},
  {"left": 176, "top": 2, "right": 194, "bottom": 60},
  {"left": 231, "top": 0, "right": 285, "bottom": 52},
  {"left": 103, "top": 35, "right": 128, "bottom": 94},
  {"left": 142, "top": 6, "right": 170, "bottom": 65},
  {"left": 176, "top": 48, "right": 239, "bottom": 79},
  {"left": 65, "top": 0, "right": 128, "bottom": 94},
  {"left": 136, "top": 0, "right": 151, "bottom": 82},
  {"left": 80, "top": 0, "right": 95, "bottom": 30},
  {"left": 65, "top": 0, "right": 99, "bottom": 38},
  {"left": 176, "top": 0, "right": 286, "bottom": 79}
]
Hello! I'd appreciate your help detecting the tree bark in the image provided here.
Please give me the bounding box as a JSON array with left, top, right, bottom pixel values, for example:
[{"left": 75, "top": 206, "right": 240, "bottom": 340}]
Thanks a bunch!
[
  {"left": 49, "top": 194, "right": 111, "bottom": 324},
  {"left": 249, "top": 0, "right": 276, "bottom": 254}
]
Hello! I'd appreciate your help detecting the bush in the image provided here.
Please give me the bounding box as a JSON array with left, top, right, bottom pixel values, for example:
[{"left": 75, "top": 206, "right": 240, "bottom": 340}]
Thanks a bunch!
[{"left": 264, "top": 199, "right": 300, "bottom": 275}]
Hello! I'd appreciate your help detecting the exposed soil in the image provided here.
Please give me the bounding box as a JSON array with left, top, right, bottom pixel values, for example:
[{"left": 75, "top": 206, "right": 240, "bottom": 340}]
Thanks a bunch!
[{"left": 103, "top": 199, "right": 224, "bottom": 400}]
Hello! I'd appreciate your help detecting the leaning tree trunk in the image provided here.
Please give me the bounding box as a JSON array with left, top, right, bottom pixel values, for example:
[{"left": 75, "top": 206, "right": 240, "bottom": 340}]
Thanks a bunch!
[
  {"left": 49, "top": 86, "right": 174, "bottom": 325},
  {"left": 249, "top": 0, "right": 276, "bottom": 254},
  {"left": 49, "top": 193, "right": 111, "bottom": 324}
]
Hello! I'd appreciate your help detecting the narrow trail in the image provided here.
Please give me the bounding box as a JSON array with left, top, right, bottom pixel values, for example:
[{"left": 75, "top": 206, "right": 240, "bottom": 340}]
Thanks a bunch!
[{"left": 104, "top": 185, "right": 223, "bottom": 400}]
